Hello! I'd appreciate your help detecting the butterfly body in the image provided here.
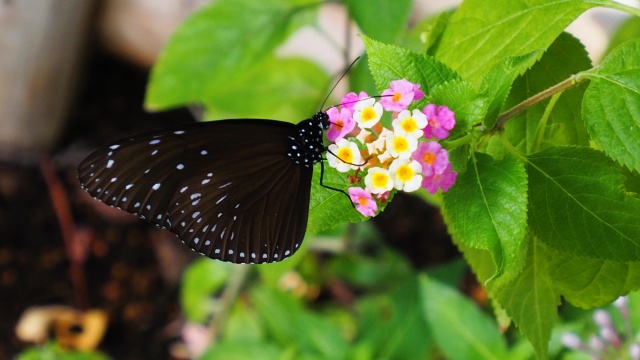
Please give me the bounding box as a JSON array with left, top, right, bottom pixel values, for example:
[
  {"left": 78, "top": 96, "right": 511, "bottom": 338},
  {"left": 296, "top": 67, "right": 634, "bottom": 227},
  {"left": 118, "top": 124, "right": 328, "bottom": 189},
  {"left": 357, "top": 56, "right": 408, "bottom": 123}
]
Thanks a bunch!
[{"left": 78, "top": 112, "right": 329, "bottom": 264}]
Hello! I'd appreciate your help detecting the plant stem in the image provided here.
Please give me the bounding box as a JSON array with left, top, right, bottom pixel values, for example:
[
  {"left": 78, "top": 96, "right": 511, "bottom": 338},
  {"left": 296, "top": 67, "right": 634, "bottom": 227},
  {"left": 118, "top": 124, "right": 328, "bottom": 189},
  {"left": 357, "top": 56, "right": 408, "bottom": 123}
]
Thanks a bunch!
[
  {"left": 209, "top": 265, "right": 250, "bottom": 342},
  {"left": 491, "top": 74, "right": 587, "bottom": 133}
]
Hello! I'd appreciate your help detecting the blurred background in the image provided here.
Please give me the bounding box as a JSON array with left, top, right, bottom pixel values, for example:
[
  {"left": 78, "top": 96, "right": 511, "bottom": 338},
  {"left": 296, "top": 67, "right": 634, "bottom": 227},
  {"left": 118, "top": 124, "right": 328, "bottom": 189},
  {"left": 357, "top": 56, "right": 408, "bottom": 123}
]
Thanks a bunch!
[{"left": 0, "top": 0, "right": 634, "bottom": 358}]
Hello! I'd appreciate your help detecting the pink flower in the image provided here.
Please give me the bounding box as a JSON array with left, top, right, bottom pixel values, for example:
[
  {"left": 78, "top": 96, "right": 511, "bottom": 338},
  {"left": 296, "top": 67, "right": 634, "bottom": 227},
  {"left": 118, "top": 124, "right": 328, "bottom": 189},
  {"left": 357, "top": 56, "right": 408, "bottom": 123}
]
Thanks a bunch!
[
  {"left": 340, "top": 91, "right": 369, "bottom": 112},
  {"left": 380, "top": 79, "right": 424, "bottom": 112},
  {"left": 423, "top": 104, "right": 455, "bottom": 140},
  {"left": 326, "top": 107, "right": 355, "bottom": 142},
  {"left": 421, "top": 164, "right": 457, "bottom": 194},
  {"left": 348, "top": 187, "right": 378, "bottom": 217},
  {"left": 412, "top": 141, "right": 449, "bottom": 176}
]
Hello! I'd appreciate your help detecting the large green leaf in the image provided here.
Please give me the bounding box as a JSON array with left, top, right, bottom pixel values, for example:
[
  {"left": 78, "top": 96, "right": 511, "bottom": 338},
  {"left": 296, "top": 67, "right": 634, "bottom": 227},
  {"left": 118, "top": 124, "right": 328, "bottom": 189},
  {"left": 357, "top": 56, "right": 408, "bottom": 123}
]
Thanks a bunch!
[
  {"left": 583, "top": 38, "right": 640, "bottom": 173},
  {"left": 201, "top": 57, "right": 329, "bottom": 121},
  {"left": 491, "top": 237, "right": 560, "bottom": 360},
  {"left": 356, "top": 275, "right": 432, "bottom": 359},
  {"left": 252, "top": 286, "right": 348, "bottom": 358},
  {"left": 420, "top": 275, "right": 508, "bottom": 360},
  {"left": 526, "top": 146, "right": 640, "bottom": 261},
  {"left": 442, "top": 153, "right": 528, "bottom": 284},
  {"left": 547, "top": 253, "right": 640, "bottom": 308},
  {"left": 344, "top": 0, "right": 412, "bottom": 43},
  {"left": 146, "top": 0, "right": 317, "bottom": 112},
  {"left": 434, "top": 0, "right": 596, "bottom": 84}
]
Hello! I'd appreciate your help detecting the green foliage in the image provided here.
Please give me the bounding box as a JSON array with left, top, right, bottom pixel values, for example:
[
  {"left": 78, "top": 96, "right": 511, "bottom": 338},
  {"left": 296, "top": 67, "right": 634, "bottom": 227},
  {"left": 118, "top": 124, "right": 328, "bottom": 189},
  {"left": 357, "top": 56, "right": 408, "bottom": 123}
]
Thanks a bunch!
[
  {"left": 16, "top": 342, "right": 111, "bottom": 360},
  {"left": 147, "top": 0, "right": 640, "bottom": 358},
  {"left": 420, "top": 275, "right": 509, "bottom": 360}
]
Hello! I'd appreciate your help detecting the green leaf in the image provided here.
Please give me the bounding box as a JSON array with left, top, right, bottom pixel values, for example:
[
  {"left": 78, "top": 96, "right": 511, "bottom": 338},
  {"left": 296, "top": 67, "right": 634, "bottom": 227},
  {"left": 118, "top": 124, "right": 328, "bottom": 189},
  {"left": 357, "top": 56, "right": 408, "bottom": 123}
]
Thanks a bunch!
[
  {"left": 16, "top": 342, "right": 111, "bottom": 360},
  {"left": 252, "top": 286, "right": 349, "bottom": 358},
  {"left": 225, "top": 301, "right": 265, "bottom": 343},
  {"left": 308, "top": 163, "right": 363, "bottom": 235},
  {"left": 429, "top": 78, "right": 488, "bottom": 140},
  {"left": 356, "top": 275, "right": 433, "bottom": 360},
  {"left": 434, "top": 0, "right": 596, "bottom": 84},
  {"left": 146, "top": 0, "right": 316, "bottom": 111},
  {"left": 583, "top": 38, "right": 640, "bottom": 173},
  {"left": 491, "top": 237, "right": 560, "bottom": 360},
  {"left": 419, "top": 275, "right": 508, "bottom": 360},
  {"left": 181, "top": 258, "right": 233, "bottom": 323},
  {"left": 362, "top": 36, "right": 459, "bottom": 94},
  {"left": 442, "top": 153, "right": 528, "bottom": 284},
  {"left": 526, "top": 146, "right": 640, "bottom": 261},
  {"left": 480, "top": 51, "right": 541, "bottom": 129},
  {"left": 202, "top": 57, "right": 329, "bottom": 121},
  {"left": 344, "top": 0, "right": 412, "bottom": 43},
  {"left": 200, "top": 341, "right": 283, "bottom": 360},
  {"left": 547, "top": 251, "right": 640, "bottom": 308}
]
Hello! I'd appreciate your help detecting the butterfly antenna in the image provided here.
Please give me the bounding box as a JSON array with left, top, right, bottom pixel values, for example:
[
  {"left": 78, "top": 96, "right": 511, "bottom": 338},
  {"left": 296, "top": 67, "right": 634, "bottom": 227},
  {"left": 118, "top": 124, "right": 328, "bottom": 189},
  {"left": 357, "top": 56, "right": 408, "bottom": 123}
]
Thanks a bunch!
[{"left": 320, "top": 57, "right": 361, "bottom": 111}]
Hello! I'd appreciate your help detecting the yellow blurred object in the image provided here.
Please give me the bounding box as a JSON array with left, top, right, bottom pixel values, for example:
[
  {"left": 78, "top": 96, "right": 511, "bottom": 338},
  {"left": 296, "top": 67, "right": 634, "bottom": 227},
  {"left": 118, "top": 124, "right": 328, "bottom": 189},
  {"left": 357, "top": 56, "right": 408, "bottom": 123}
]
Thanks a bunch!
[{"left": 15, "top": 305, "right": 108, "bottom": 351}]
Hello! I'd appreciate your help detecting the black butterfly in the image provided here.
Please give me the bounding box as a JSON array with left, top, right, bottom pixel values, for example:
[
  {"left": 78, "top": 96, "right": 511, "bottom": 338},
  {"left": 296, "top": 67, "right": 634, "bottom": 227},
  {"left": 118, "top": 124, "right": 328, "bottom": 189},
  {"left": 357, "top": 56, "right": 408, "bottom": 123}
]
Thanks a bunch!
[{"left": 77, "top": 112, "right": 330, "bottom": 264}]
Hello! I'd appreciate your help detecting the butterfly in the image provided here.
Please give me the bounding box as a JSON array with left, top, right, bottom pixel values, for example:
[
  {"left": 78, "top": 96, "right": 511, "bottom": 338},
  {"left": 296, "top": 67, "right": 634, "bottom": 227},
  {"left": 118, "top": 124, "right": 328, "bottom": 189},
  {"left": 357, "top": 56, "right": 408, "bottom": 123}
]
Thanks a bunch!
[{"left": 77, "top": 111, "right": 331, "bottom": 264}]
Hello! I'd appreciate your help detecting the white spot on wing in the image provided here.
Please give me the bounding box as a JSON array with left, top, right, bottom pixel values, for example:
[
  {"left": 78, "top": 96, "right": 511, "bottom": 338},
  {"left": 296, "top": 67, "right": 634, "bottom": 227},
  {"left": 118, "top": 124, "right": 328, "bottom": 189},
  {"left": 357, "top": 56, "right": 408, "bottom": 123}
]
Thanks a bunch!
[
  {"left": 149, "top": 139, "right": 161, "bottom": 145},
  {"left": 152, "top": 183, "right": 161, "bottom": 190},
  {"left": 109, "top": 144, "right": 120, "bottom": 150},
  {"left": 106, "top": 160, "right": 114, "bottom": 168}
]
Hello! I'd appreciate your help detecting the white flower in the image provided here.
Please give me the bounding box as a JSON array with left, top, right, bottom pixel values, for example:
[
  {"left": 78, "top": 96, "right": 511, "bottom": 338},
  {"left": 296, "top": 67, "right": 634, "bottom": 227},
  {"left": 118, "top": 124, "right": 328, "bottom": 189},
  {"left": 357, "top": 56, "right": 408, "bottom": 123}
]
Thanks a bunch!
[
  {"left": 386, "top": 132, "right": 418, "bottom": 159},
  {"left": 389, "top": 159, "right": 422, "bottom": 192},
  {"left": 392, "top": 109, "right": 427, "bottom": 138},
  {"left": 364, "top": 167, "right": 393, "bottom": 194},
  {"left": 327, "top": 138, "right": 362, "bottom": 172},
  {"left": 353, "top": 98, "right": 383, "bottom": 128}
]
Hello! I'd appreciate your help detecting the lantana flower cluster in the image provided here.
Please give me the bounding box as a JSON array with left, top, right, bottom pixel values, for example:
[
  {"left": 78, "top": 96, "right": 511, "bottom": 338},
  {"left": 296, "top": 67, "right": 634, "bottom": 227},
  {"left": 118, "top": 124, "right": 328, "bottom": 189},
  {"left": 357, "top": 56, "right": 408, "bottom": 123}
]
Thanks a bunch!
[{"left": 326, "top": 79, "right": 457, "bottom": 218}]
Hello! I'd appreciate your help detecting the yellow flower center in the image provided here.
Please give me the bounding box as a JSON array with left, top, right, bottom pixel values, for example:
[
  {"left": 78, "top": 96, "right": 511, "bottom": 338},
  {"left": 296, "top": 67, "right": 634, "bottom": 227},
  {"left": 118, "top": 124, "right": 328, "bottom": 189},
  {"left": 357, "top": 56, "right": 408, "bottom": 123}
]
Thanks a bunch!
[
  {"left": 397, "top": 164, "right": 414, "bottom": 182},
  {"left": 361, "top": 107, "right": 376, "bottom": 122},
  {"left": 422, "top": 152, "right": 436, "bottom": 165},
  {"left": 372, "top": 172, "right": 389, "bottom": 188},
  {"left": 337, "top": 147, "right": 353, "bottom": 163},
  {"left": 401, "top": 118, "right": 417, "bottom": 133},
  {"left": 392, "top": 137, "right": 409, "bottom": 153},
  {"left": 358, "top": 197, "right": 369, "bottom": 206},
  {"left": 392, "top": 93, "right": 402, "bottom": 102}
]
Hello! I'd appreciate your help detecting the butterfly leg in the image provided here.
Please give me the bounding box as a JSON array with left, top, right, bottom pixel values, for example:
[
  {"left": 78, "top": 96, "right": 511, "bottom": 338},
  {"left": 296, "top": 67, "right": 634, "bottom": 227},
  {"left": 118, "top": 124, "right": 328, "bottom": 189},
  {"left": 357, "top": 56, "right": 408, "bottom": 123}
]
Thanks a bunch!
[{"left": 319, "top": 160, "right": 355, "bottom": 208}]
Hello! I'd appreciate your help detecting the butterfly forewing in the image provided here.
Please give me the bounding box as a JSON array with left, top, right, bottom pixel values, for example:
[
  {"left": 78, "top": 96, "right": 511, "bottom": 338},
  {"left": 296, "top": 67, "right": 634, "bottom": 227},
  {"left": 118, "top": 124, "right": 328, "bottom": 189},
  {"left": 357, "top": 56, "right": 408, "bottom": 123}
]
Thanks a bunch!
[{"left": 78, "top": 119, "right": 315, "bottom": 263}]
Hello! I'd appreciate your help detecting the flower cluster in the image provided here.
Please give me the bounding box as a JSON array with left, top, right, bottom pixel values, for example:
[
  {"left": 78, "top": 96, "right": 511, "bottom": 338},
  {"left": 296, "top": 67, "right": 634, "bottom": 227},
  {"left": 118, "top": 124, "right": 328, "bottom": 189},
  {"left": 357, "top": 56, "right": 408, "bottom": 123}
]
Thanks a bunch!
[
  {"left": 326, "top": 79, "right": 457, "bottom": 217},
  {"left": 562, "top": 296, "right": 640, "bottom": 359}
]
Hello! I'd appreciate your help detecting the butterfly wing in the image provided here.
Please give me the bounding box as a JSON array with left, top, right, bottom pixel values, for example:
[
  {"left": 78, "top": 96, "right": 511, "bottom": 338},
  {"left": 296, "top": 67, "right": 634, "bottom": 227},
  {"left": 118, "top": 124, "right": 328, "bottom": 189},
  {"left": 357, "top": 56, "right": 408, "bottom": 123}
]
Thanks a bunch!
[{"left": 78, "top": 120, "right": 312, "bottom": 263}]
